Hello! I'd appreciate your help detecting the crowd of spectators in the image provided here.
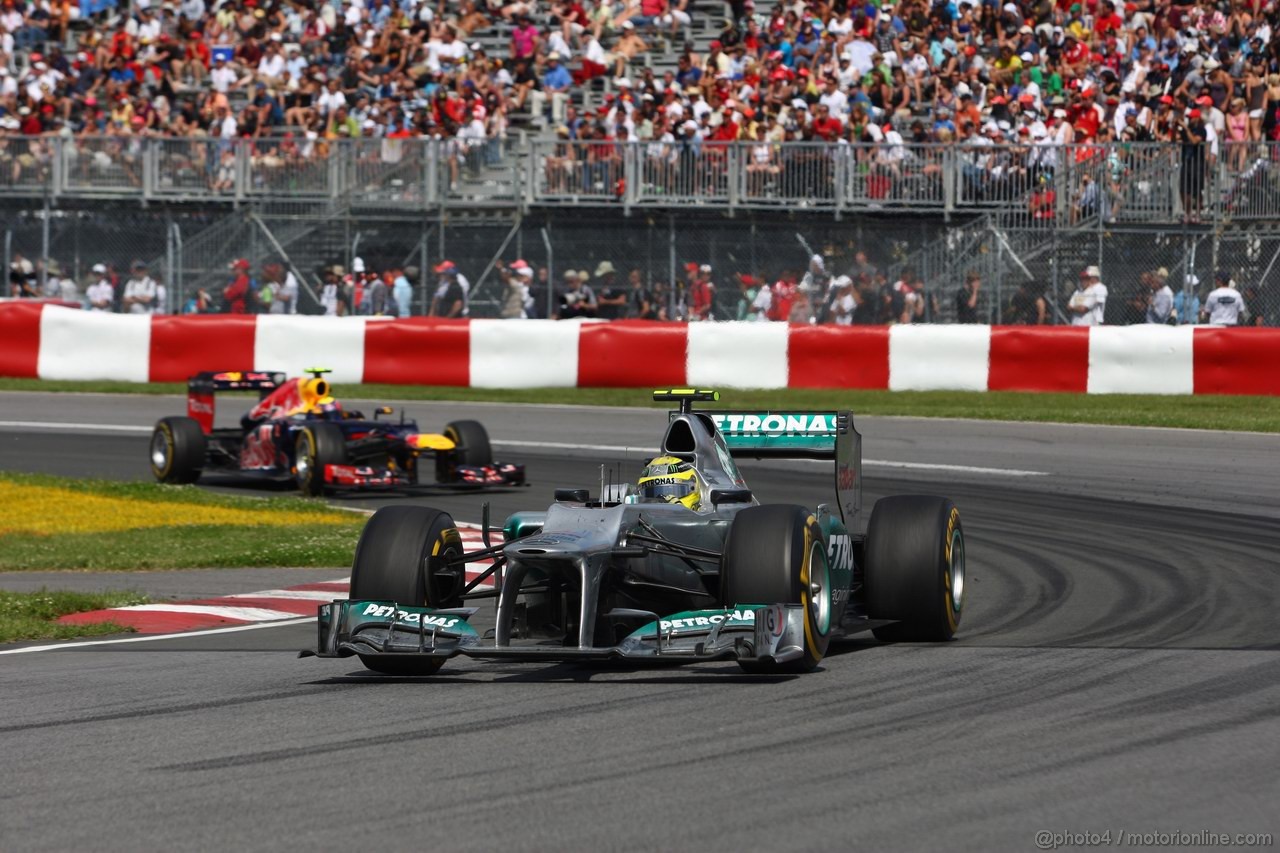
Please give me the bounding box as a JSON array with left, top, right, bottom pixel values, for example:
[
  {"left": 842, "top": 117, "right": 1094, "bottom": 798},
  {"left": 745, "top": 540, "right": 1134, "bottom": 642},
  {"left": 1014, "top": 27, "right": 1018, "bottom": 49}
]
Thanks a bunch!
[
  {"left": 4, "top": 0, "right": 1280, "bottom": 208},
  {"left": 7, "top": 247, "right": 1266, "bottom": 323},
  {"left": 490, "top": 251, "right": 1268, "bottom": 324}
]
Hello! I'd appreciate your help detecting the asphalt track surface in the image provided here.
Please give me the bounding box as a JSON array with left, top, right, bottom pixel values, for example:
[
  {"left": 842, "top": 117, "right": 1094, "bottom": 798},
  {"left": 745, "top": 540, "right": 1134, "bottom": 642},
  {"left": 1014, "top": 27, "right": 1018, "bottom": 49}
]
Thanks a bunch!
[{"left": 1, "top": 393, "right": 1278, "bottom": 851}]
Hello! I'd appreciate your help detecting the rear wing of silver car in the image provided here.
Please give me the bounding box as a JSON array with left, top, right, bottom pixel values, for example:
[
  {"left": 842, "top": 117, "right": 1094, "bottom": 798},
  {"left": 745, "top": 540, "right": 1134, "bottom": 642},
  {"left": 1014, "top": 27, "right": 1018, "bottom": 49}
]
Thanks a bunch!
[{"left": 653, "top": 390, "right": 862, "bottom": 530}]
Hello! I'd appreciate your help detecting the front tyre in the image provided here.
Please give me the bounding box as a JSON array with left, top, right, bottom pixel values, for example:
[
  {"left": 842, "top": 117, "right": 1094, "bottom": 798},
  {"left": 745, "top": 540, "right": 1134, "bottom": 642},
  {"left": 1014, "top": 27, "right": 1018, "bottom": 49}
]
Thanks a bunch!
[
  {"left": 294, "top": 423, "right": 346, "bottom": 496},
  {"left": 150, "top": 417, "right": 205, "bottom": 484},
  {"left": 721, "top": 504, "right": 832, "bottom": 673},
  {"left": 349, "top": 506, "right": 465, "bottom": 675},
  {"left": 865, "top": 495, "right": 965, "bottom": 642}
]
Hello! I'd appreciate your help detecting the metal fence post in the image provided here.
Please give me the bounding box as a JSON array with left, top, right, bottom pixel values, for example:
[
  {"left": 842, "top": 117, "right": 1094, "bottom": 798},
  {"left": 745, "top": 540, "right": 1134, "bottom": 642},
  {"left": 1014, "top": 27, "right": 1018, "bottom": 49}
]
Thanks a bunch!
[
  {"left": 667, "top": 213, "right": 677, "bottom": 318},
  {"left": 524, "top": 136, "right": 536, "bottom": 209},
  {"left": 541, "top": 224, "right": 554, "bottom": 319},
  {"left": 39, "top": 195, "right": 50, "bottom": 292},
  {"left": 727, "top": 143, "right": 739, "bottom": 214},
  {"left": 50, "top": 136, "right": 63, "bottom": 199},
  {"left": 143, "top": 140, "right": 155, "bottom": 201},
  {"left": 942, "top": 146, "right": 954, "bottom": 221}
]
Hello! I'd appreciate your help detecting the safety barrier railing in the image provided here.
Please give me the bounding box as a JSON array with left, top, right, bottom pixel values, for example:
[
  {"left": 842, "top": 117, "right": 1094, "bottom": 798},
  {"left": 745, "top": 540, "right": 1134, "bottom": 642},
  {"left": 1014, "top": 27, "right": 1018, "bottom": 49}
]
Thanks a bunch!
[{"left": 6, "top": 135, "right": 1279, "bottom": 222}]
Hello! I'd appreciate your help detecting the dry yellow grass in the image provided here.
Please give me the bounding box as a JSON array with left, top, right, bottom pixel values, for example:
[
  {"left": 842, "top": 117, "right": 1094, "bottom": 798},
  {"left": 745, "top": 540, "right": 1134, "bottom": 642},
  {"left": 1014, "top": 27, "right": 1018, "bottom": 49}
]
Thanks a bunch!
[{"left": 0, "top": 480, "right": 353, "bottom": 536}]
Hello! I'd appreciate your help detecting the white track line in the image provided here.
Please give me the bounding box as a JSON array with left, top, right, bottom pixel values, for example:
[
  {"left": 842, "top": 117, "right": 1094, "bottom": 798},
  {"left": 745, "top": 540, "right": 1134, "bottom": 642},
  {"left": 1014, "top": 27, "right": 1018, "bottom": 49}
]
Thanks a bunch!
[
  {"left": 224, "top": 589, "right": 344, "bottom": 602},
  {"left": 0, "top": 617, "right": 315, "bottom": 655},
  {"left": 0, "top": 420, "right": 150, "bottom": 432},
  {"left": 111, "top": 603, "right": 303, "bottom": 621}
]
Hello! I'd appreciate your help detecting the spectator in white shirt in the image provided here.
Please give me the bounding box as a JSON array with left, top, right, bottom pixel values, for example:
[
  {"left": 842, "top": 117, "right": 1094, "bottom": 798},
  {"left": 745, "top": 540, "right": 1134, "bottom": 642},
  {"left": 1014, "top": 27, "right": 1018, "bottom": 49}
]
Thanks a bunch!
[
  {"left": 317, "top": 78, "right": 346, "bottom": 115},
  {"left": 122, "top": 261, "right": 158, "bottom": 314},
  {"left": 257, "top": 42, "right": 287, "bottom": 85},
  {"left": 1069, "top": 265, "right": 1108, "bottom": 325},
  {"left": 1146, "top": 268, "right": 1174, "bottom": 323},
  {"left": 210, "top": 56, "right": 238, "bottom": 93},
  {"left": 1201, "top": 271, "right": 1245, "bottom": 325},
  {"left": 86, "top": 264, "right": 114, "bottom": 311}
]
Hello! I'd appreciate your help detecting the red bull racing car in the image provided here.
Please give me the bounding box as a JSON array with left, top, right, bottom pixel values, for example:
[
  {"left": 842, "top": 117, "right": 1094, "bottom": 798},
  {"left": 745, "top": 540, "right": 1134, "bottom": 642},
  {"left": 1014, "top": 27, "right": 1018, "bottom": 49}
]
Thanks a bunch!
[{"left": 149, "top": 369, "right": 525, "bottom": 495}]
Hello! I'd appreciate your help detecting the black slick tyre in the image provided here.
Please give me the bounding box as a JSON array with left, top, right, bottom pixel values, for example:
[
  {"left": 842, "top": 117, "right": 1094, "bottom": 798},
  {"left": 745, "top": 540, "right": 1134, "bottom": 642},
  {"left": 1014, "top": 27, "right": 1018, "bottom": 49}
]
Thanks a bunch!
[
  {"left": 721, "top": 504, "right": 832, "bottom": 673},
  {"left": 150, "top": 417, "right": 205, "bottom": 484},
  {"left": 864, "top": 495, "right": 965, "bottom": 642},
  {"left": 349, "top": 506, "right": 465, "bottom": 675},
  {"left": 294, "top": 423, "right": 346, "bottom": 496},
  {"left": 444, "top": 420, "right": 492, "bottom": 466}
]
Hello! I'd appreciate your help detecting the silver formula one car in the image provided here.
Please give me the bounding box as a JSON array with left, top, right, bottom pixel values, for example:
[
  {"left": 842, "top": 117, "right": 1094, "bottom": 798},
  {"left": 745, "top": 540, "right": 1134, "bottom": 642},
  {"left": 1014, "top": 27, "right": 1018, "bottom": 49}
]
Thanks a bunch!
[{"left": 303, "top": 390, "right": 966, "bottom": 675}]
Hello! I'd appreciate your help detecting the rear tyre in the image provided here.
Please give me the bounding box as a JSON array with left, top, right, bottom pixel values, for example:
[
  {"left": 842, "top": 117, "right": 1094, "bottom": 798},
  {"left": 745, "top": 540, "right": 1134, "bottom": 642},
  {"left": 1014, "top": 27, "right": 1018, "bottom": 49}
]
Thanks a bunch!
[
  {"left": 721, "top": 504, "right": 832, "bottom": 673},
  {"left": 350, "top": 505, "right": 466, "bottom": 675},
  {"left": 294, "top": 423, "right": 347, "bottom": 496},
  {"left": 865, "top": 495, "right": 965, "bottom": 642},
  {"left": 150, "top": 417, "right": 205, "bottom": 484}
]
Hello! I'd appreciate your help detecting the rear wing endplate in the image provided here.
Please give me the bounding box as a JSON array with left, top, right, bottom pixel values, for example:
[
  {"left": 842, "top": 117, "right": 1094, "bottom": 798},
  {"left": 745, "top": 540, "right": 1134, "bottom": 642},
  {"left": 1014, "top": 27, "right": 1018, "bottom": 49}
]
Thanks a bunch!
[
  {"left": 186, "top": 371, "right": 285, "bottom": 434},
  {"left": 701, "top": 409, "right": 862, "bottom": 532}
]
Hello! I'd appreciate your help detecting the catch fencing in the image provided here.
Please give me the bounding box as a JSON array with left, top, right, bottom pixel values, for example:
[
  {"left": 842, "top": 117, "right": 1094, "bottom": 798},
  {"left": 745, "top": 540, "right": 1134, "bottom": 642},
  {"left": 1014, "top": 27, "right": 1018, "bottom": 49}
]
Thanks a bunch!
[
  {"left": 6, "top": 136, "right": 1280, "bottom": 223},
  {"left": 5, "top": 207, "right": 1279, "bottom": 326}
]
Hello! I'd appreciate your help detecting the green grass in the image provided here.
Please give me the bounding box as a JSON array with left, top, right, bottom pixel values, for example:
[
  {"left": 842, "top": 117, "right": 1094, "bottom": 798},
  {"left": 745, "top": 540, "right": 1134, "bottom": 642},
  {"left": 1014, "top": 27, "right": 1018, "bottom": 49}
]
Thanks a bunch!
[
  {"left": 0, "top": 377, "right": 1276, "bottom": 432},
  {"left": 0, "top": 526, "right": 365, "bottom": 571},
  {"left": 0, "top": 589, "right": 149, "bottom": 644},
  {"left": 0, "top": 471, "right": 365, "bottom": 571}
]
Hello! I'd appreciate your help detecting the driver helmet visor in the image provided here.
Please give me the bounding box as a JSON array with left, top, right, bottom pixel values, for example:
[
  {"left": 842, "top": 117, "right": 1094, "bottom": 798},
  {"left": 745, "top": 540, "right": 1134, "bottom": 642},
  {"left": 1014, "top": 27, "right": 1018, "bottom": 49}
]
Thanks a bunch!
[{"left": 641, "top": 481, "right": 696, "bottom": 500}]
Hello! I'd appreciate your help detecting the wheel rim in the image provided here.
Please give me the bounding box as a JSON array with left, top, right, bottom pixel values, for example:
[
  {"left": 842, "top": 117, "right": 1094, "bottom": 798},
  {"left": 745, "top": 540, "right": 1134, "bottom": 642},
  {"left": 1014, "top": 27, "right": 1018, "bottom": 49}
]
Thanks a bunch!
[
  {"left": 296, "top": 433, "right": 312, "bottom": 483},
  {"left": 150, "top": 431, "right": 169, "bottom": 470},
  {"left": 949, "top": 530, "right": 965, "bottom": 613},
  {"left": 425, "top": 543, "right": 463, "bottom": 605},
  {"left": 808, "top": 540, "right": 831, "bottom": 634}
]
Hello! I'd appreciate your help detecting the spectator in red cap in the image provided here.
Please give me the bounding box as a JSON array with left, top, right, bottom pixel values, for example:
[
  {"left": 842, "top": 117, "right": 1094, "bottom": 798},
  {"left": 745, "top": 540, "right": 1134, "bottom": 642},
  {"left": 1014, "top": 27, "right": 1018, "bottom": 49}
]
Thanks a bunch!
[
  {"left": 430, "top": 261, "right": 467, "bottom": 318},
  {"left": 689, "top": 263, "right": 715, "bottom": 321},
  {"left": 223, "top": 259, "right": 251, "bottom": 314}
]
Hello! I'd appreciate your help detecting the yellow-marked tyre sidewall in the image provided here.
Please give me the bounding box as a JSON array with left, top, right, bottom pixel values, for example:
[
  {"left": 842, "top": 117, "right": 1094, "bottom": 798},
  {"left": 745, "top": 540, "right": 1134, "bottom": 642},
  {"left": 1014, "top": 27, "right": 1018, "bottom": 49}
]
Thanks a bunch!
[
  {"left": 799, "top": 515, "right": 831, "bottom": 670},
  {"left": 296, "top": 428, "right": 317, "bottom": 493},
  {"left": 427, "top": 526, "right": 466, "bottom": 605},
  {"left": 942, "top": 507, "right": 964, "bottom": 636}
]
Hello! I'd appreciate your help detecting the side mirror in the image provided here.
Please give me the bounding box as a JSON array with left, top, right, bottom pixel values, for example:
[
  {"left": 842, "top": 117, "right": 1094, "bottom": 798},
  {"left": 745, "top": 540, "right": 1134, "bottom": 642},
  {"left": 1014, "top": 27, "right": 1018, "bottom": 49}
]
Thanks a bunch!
[
  {"left": 373, "top": 406, "right": 394, "bottom": 419},
  {"left": 710, "top": 488, "right": 753, "bottom": 505},
  {"left": 554, "top": 488, "right": 590, "bottom": 503}
]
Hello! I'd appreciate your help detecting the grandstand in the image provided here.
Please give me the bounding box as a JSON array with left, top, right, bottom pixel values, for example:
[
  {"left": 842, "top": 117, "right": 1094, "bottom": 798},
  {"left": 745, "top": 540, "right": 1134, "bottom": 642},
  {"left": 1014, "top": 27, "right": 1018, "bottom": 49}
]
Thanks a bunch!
[{"left": 1, "top": 0, "right": 1278, "bottom": 324}]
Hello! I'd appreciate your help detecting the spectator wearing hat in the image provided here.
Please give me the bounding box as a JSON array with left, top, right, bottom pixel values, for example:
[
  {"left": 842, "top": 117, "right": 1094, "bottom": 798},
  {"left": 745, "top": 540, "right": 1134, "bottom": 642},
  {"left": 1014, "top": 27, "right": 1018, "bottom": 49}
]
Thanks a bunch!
[
  {"left": 430, "top": 261, "right": 467, "bottom": 318},
  {"left": 689, "top": 263, "right": 715, "bottom": 321},
  {"left": 86, "top": 264, "right": 114, "bottom": 312},
  {"left": 1146, "top": 268, "right": 1174, "bottom": 324},
  {"left": 497, "top": 259, "right": 534, "bottom": 319},
  {"left": 594, "top": 261, "right": 626, "bottom": 319},
  {"left": 557, "top": 269, "right": 597, "bottom": 319},
  {"left": 1174, "top": 274, "right": 1201, "bottom": 325},
  {"left": 1069, "top": 265, "right": 1108, "bottom": 325},
  {"left": 535, "top": 52, "right": 572, "bottom": 123},
  {"left": 223, "top": 259, "right": 251, "bottom": 314},
  {"left": 122, "top": 260, "right": 158, "bottom": 314}
]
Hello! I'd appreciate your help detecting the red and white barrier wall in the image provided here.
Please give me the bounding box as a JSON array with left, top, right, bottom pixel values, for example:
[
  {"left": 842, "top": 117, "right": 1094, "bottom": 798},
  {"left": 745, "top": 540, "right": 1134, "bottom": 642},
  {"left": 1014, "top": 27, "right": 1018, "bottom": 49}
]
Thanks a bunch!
[{"left": 1, "top": 303, "right": 1277, "bottom": 395}]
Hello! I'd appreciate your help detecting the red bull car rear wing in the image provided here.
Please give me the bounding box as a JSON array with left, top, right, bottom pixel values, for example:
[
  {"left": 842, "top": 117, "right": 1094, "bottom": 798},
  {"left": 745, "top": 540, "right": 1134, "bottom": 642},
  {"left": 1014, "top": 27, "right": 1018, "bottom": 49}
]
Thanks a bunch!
[{"left": 653, "top": 390, "right": 862, "bottom": 531}]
